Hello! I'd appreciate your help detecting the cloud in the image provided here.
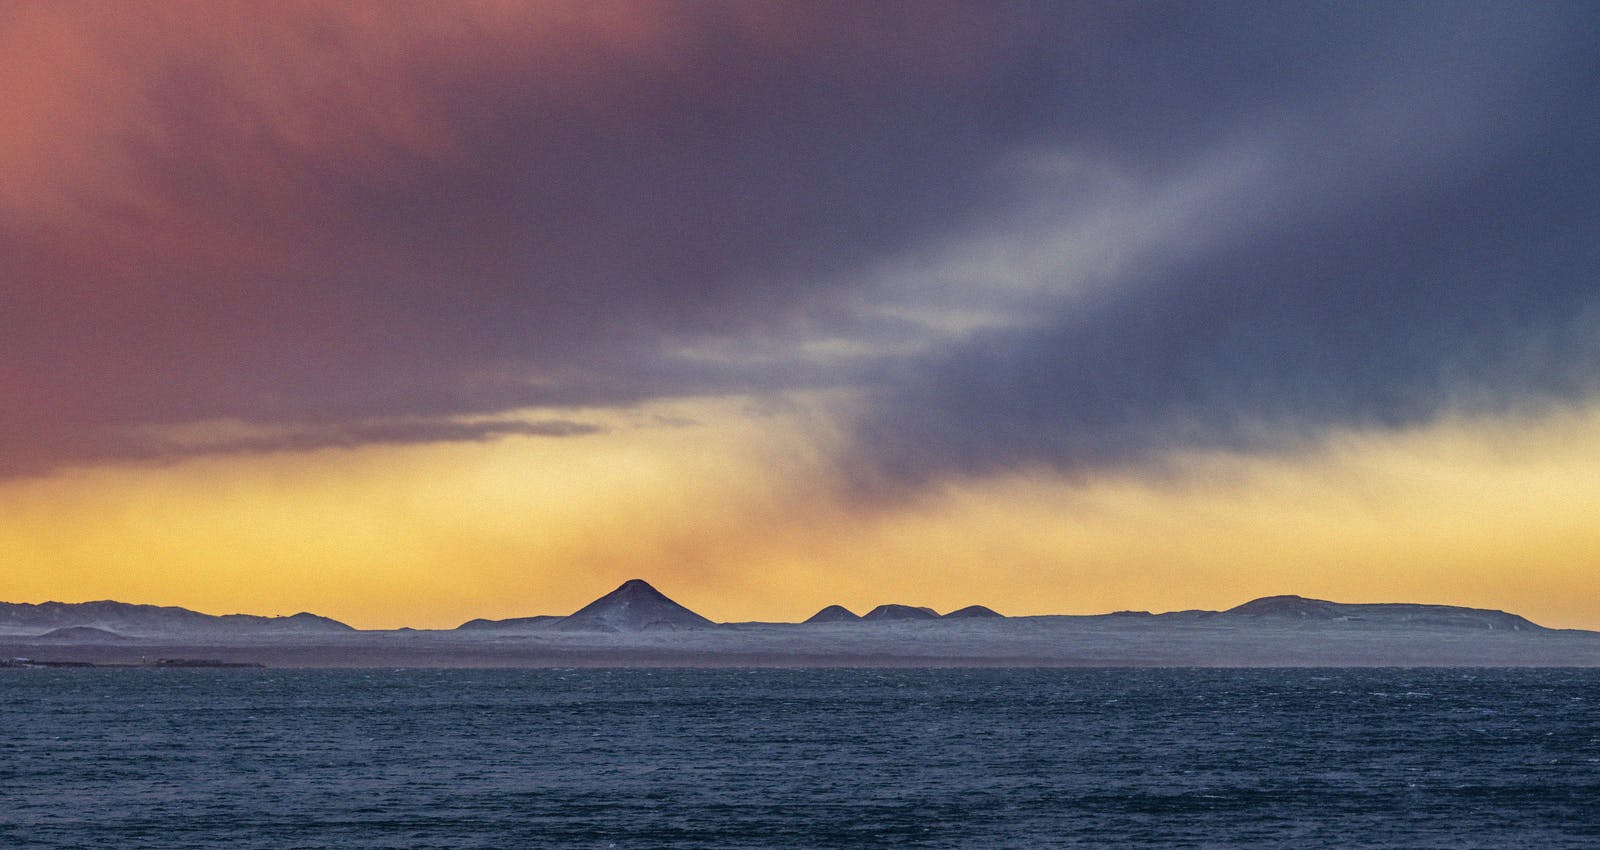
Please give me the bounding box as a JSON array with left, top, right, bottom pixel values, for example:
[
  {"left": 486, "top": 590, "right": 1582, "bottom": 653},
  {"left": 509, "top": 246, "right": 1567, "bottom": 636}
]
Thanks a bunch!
[
  {"left": 145, "top": 416, "right": 604, "bottom": 459},
  {"left": 0, "top": 413, "right": 603, "bottom": 478},
  {"left": 849, "top": 1, "right": 1600, "bottom": 486},
  {"left": 0, "top": 1, "right": 1053, "bottom": 474},
  {"left": 4, "top": 1, "right": 1598, "bottom": 488}
]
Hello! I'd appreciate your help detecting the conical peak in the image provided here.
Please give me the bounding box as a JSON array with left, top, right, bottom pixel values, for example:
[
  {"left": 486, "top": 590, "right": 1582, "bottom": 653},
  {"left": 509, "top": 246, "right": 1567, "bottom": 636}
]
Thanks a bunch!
[
  {"left": 561, "top": 578, "right": 714, "bottom": 631},
  {"left": 602, "top": 579, "right": 676, "bottom": 604}
]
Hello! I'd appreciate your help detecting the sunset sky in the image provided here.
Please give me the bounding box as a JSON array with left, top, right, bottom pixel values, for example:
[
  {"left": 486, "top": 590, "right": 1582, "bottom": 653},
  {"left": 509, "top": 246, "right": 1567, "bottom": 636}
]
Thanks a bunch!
[{"left": 4, "top": 1, "right": 1599, "bottom": 629}]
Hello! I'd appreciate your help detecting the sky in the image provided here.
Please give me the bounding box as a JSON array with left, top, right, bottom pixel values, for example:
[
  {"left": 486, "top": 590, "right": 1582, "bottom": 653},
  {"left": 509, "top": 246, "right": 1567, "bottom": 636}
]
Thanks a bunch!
[{"left": 4, "top": 1, "right": 1599, "bottom": 629}]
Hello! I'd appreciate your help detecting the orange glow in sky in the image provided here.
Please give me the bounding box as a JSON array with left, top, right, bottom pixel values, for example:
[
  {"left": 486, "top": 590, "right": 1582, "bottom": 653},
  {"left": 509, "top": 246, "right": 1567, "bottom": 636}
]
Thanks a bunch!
[
  {"left": 4, "top": 4, "right": 1598, "bottom": 632},
  {"left": 4, "top": 396, "right": 1598, "bottom": 630}
]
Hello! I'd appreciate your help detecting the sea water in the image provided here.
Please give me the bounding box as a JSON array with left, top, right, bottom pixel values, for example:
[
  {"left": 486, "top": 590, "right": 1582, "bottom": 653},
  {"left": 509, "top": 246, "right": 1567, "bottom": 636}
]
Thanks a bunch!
[{"left": 3, "top": 668, "right": 1598, "bottom": 848}]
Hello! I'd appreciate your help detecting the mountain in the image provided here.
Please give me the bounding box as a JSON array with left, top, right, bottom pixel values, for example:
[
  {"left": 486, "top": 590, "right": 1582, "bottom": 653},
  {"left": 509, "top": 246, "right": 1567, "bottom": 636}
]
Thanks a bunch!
[
  {"left": 943, "top": 605, "right": 1004, "bottom": 619},
  {"left": 804, "top": 605, "right": 860, "bottom": 623},
  {"left": 861, "top": 604, "right": 940, "bottom": 622},
  {"left": 555, "top": 579, "right": 715, "bottom": 631},
  {"left": 456, "top": 615, "right": 562, "bottom": 631},
  {"left": 1223, "top": 595, "right": 1543, "bottom": 631},
  {"left": 0, "top": 600, "right": 354, "bottom": 637}
]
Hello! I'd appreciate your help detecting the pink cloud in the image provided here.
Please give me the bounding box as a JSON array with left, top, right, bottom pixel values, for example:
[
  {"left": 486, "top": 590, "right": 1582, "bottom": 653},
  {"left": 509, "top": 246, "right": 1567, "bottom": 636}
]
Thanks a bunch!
[{"left": 1, "top": 1, "right": 1036, "bottom": 475}]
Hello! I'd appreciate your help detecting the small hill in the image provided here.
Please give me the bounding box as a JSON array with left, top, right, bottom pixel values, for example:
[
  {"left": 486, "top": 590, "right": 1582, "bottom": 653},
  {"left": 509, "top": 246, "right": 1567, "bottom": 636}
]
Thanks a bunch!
[
  {"left": 555, "top": 579, "right": 715, "bottom": 632},
  {"left": 1226, "top": 595, "right": 1340, "bottom": 619},
  {"left": 457, "top": 615, "right": 562, "bottom": 631},
  {"left": 1224, "top": 595, "right": 1543, "bottom": 631},
  {"left": 862, "top": 604, "right": 940, "bottom": 622},
  {"left": 943, "top": 605, "right": 1004, "bottom": 619},
  {"left": 804, "top": 605, "right": 860, "bottom": 624},
  {"left": 220, "top": 611, "right": 354, "bottom": 634}
]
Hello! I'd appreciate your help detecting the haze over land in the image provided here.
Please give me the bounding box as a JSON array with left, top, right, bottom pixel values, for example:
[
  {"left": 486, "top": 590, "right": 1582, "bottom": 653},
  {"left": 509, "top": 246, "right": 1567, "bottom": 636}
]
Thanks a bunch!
[{"left": 3, "top": 3, "right": 1599, "bottom": 629}]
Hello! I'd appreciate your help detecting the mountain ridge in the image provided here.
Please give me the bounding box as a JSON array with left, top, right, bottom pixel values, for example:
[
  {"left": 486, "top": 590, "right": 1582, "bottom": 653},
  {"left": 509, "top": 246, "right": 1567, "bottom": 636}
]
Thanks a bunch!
[{"left": 0, "top": 589, "right": 1563, "bottom": 634}]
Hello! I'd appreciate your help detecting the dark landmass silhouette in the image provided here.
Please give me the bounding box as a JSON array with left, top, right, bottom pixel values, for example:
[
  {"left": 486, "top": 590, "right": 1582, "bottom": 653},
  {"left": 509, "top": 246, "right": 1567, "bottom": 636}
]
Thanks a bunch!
[
  {"left": 4, "top": 581, "right": 1597, "bottom": 668},
  {"left": 804, "top": 605, "right": 860, "bottom": 623},
  {"left": 943, "top": 605, "right": 1004, "bottom": 619},
  {"left": 0, "top": 585, "right": 1559, "bottom": 636},
  {"left": 0, "top": 600, "right": 353, "bottom": 636},
  {"left": 1225, "top": 595, "right": 1539, "bottom": 631},
  {"left": 554, "top": 579, "right": 714, "bottom": 632},
  {"left": 862, "top": 604, "right": 941, "bottom": 622},
  {"left": 456, "top": 615, "right": 562, "bottom": 631}
]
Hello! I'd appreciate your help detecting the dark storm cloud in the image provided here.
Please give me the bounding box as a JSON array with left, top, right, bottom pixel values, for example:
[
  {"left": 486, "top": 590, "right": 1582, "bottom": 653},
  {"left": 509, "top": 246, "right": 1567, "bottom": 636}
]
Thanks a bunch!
[
  {"left": 853, "top": 1, "right": 1600, "bottom": 484},
  {"left": 4, "top": 2, "right": 1597, "bottom": 482},
  {"left": 0, "top": 1, "right": 1056, "bottom": 475}
]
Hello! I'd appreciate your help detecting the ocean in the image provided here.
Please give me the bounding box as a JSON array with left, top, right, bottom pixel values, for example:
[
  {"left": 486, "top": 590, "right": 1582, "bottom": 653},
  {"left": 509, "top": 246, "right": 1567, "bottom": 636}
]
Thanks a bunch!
[{"left": 3, "top": 668, "right": 1597, "bottom": 848}]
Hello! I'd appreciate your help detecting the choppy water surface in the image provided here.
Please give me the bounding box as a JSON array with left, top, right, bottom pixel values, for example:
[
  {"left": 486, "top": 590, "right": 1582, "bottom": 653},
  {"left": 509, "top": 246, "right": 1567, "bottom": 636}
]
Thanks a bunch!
[{"left": 3, "top": 668, "right": 1598, "bottom": 848}]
